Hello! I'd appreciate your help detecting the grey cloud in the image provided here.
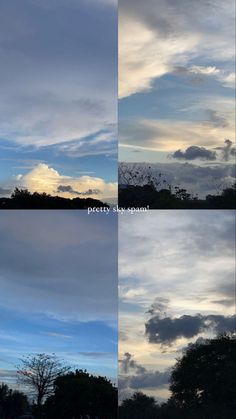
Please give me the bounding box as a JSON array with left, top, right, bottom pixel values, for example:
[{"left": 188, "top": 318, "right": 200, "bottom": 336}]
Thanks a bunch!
[
  {"left": 171, "top": 146, "right": 217, "bottom": 161},
  {"left": 216, "top": 139, "right": 236, "bottom": 162},
  {"left": 145, "top": 312, "right": 236, "bottom": 345},
  {"left": 119, "top": 162, "right": 235, "bottom": 198},
  {"left": 119, "top": 352, "right": 146, "bottom": 375},
  {"left": 0, "top": 187, "right": 12, "bottom": 195},
  {"left": 0, "top": 0, "right": 117, "bottom": 147},
  {"left": 57, "top": 185, "right": 100, "bottom": 195},
  {"left": 206, "top": 110, "right": 229, "bottom": 128},
  {"left": 211, "top": 298, "right": 235, "bottom": 307},
  {"left": 78, "top": 352, "right": 115, "bottom": 358},
  {"left": 119, "top": 353, "right": 170, "bottom": 391}
]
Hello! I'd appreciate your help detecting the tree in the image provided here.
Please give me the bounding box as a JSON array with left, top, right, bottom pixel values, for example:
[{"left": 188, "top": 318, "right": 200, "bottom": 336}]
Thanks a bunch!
[
  {"left": 44, "top": 369, "right": 118, "bottom": 419},
  {"left": 17, "top": 353, "right": 70, "bottom": 405},
  {"left": 0, "top": 383, "right": 29, "bottom": 418},
  {"left": 170, "top": 333, "right": 236, "bottom": 414},
  {"left": 119, "top": 392, "right": 159, "bottom": 419}
]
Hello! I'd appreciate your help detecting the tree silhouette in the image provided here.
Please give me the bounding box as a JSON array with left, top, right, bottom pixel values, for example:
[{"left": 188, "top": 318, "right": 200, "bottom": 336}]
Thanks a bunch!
[
  {"left": 0, "top": 188, "right": 110, "bottom": 209},
  {"left": 17, "top": 353, "right": 70, "bottom": 406},
  {"left": 0, "top": 383, "right": 29, "bottom": 418},
  {"left": 170, "top": 332, "right": 236, "bottom": 412},
  {"left": 119, "top": 182, "right": 236, "bottom": 209},
  {"left": 119, "top": 392, "right": 159, "bottom": 419},
  {"left": 44, "top": 369, "right": 118, "bottom": 419}
]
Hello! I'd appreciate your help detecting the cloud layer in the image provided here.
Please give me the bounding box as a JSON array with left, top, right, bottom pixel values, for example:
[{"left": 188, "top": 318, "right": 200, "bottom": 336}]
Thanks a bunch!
[
  {"left": 0, "top": 0, "right": 117, "bottom": 148},
  {"left": 3, "top": 163, "right": 117, "bottom": 202},
  {"left": 119, "top": 0, "right": 235, "bottom": 98}
]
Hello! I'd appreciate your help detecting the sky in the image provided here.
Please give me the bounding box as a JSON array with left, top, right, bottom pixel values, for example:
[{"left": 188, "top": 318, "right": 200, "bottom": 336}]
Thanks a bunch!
[
  {"left": 119, "top": 211, "right": 236, "bottom": 402},
  {"left": 0, "top": 0, "right": 117, "bottom": 203},
  {"left": 119, "top": 0, "right": 235, "bottom": 197},
  {"left": 0, "top": 211, "right": 118, "bottom": 392}
]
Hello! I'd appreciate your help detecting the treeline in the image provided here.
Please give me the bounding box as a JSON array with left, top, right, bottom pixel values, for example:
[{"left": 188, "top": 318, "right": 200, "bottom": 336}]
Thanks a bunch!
[
  {"left": 0, "top": 369, "right": 117, "bottom": 419},
  {"left": 119, "top": 333, "right": 236, "bottom": 419},
  {"left": 119, "top": 183, "right": 236, "bottom": 209},
  {"left": 0, "top": 189, "right": 109, "bottom": 209},
  {"left": 0, "top": 383, "right": 29, "bottom": 419}
]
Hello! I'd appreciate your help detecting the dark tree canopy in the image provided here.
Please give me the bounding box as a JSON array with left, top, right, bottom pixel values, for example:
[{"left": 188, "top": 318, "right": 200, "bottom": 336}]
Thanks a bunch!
[
  {"left": 118, "top": 180, "right": 236, "bottom": 209},
  {"left": 44, "top": 369, "right": 118, "bottom": 419},
  {"left": 170, "top": 333, "right": 236, "bottom": 410},
  {"left": 119, "top": 392, "right": 159, "bottom": 419},
  {"left": 0, "top": 188, "right": 109, "bottom": 209},
  {"left": 0, "top": 383, "right": 29, "bottom": 419},
  {"left": 17, "top": 353, "right": 70, "bottom": 405}
]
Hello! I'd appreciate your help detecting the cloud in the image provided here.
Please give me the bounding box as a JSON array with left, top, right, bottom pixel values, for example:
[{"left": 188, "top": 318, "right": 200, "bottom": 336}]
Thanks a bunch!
[
  {"left": 188, "top": 65, "right": 220, "bottom": 76},
  {"left": 172, "top": 146, "right": 217, "bottom": 161},
  {"left": 8, "top": 163, "right": 117, "bottom": 202},
  {"left": 145, "top": 312, "right": 236, "bottom": 346},
  {"left": 119, "top": 211, "right": 235, "bottom": 401},
  {"left": 216, "top": 139, "right": 236, "bottom": 162},
  {"left": 120, "top": 352, "right": 146, "bottom": 374},
  {"left": 57, "top": 185, "right": 100, "bottom": 196},
  {"left": 119, "top": 353, "right": 170, "bottom": 391},
  {"left": 0, "top": 0, "right": 117, "bottom": 149},
  {"left": 119, "top": 112, "right": 235, "bottom": 152},
  {"left": 0, "top": 187, "right": 12, "bottom": 195},
  {"left": 119, "top": 161, "right": 235, "bottom": 197},
  {"left": 78, "top": 352, "right": 115, "bottom": 358},
  {"left": 43, "top": 332, "right": 72, "bottom": 339},
  {"left": 119, "top": 0, "right": 235, "bottom": 97}
]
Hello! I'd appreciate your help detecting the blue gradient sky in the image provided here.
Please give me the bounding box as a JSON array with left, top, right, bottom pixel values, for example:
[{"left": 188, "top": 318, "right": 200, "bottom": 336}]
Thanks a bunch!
[{"left": 0, "top": 211, "right": 118, "bottom": 388}]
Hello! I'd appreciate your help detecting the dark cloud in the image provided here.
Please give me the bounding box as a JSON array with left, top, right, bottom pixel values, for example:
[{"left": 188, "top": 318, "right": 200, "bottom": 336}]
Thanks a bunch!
[
  {"left": 57, "top": 185, "right": 100, "bottom": 195},
  {"left": 216, "top": 139, "right": 236, "bottom": 162},
  {"left": 145, "top": 312, "right": 236, "bottom": 346},
  {"left": 119, "top": 353, "right": 170, "bottom": 391},
  {"left": 119, "top": 352, "right": 146, "bottom": 374},
  {"left": 211, "top": 298, "right": 235, "bottom": 307},
  {"left": 172, "top": 146, "right": 217, "bottom": 161},
  {"left": 0, "top": 187, "right": 12, "bottom": 195}
]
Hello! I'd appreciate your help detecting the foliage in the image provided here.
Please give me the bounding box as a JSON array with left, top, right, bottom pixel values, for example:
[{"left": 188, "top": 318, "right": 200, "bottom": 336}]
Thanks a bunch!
[
  {"left": 119, "top": 183, "right": 236, "bottom": 209},
  {"left": 44, "top": 369, "right": 118, "bottom": 419},
  {"left": 0, "top": 188, "right": 109, "bottom": 209},
  {"left": 119, "top": 392, "right": 159, "bottom": 419},
  {"left": 170, "top": 333, "right": 236, "bottom": 411},
  {"left": 0, "top": 382, "right": 29, "bottom": 419},
  {"left": 17, "top": 353, "right": 70, "bottom": 405}
]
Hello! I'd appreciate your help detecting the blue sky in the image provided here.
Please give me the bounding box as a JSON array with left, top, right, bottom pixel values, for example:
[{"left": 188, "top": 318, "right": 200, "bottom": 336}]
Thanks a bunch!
[
  {"left": 0, "top": 0, "right": 117, "bottom": 202},
  {"left": 0, "top": 211, "right": 118, "bottom": 390},
  {"left": 119, "top": 0, "right": 235, "bottom": 196}
]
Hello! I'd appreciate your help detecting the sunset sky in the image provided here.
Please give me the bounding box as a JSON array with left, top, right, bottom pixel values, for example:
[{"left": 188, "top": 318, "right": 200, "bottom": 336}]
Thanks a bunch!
[
  {"left": 119, "top": 0, "right": 235, "bottom": 196},
  {"left": 119, "top": 211, "right": 235, "bottom": 401},
  {"left": 0, "top": 212, "right": 118, "bottom": 390},
  {"left": 0, "top": 0, "right": 117, "bottom": 203}
]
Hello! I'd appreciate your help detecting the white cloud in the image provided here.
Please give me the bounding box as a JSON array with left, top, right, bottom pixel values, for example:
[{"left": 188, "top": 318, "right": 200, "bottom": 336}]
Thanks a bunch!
[
  {"left": 119, "top": 116, "right": 235, "bottom": 152},
  {"left": 119, "top": 13, "right": 197, "bottom": 98},
  {"left": 119, "top": 0, "right": 235, "bottom": 98},
  {"left": 10, "top": 163, "right": 117, "bottom": 202}
]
